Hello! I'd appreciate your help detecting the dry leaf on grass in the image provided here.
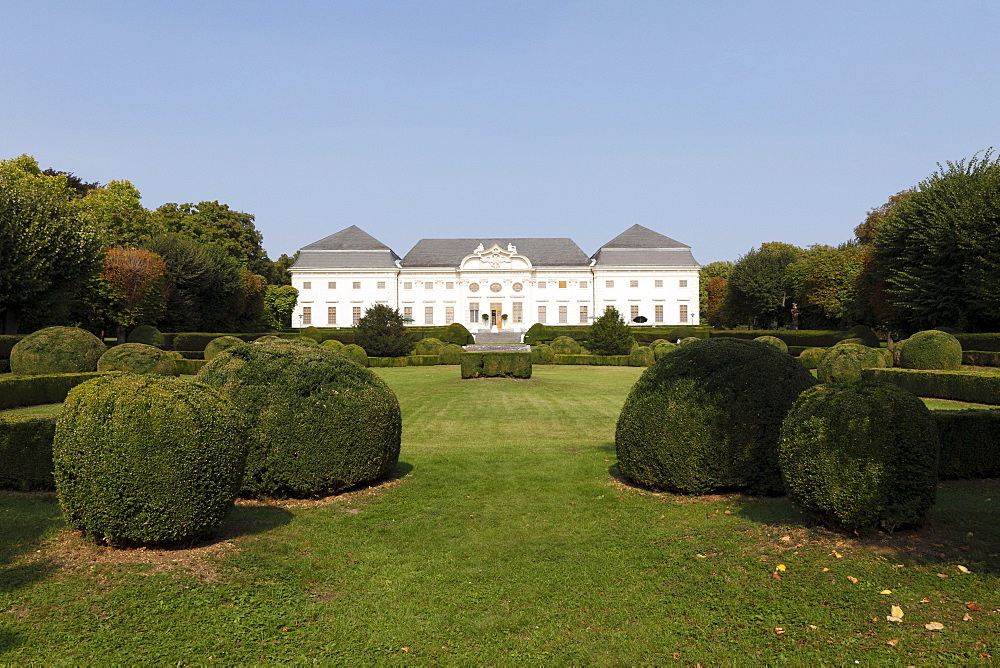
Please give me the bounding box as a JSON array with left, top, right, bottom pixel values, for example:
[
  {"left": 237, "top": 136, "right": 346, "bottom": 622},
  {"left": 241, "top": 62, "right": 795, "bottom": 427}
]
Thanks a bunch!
[
  {"left": 966, "top": 603, "right": 982, "bottom": 611},
  {"left": 847, "top": 576, "right": 858, "bottom": 583},
  {"left": 887, "top": 638, "right": 899, "bottom": 646},
  {"left": 880, "top": 590, "right": 892, "bottom": 595},
  {"left": 925, "top": 622, "right": 944, "bottom": 631},
  {"left": 957, "top": 564, "right": 971, "bottom": 574},
  {"left": 887, "top": 605, "right": 904, "bottom": 623},
  {"left": 963, "top": 613, "right": 973, "bottom": 621}
]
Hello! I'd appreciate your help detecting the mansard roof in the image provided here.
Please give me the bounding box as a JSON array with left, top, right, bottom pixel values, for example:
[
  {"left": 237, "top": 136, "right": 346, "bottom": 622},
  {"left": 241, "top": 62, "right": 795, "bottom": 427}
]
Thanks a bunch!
[
  {"left": 591, "top": 224, "right": 699, "bottom": 267},
  {"left": 301, "top": 225, "right": 394, "bottom": 251},
  {"left": 293, "top": 225, "right": 400, "bottom": 269},
  {"left": 401, "top": 238, "right": 590, "bottom": 268}
]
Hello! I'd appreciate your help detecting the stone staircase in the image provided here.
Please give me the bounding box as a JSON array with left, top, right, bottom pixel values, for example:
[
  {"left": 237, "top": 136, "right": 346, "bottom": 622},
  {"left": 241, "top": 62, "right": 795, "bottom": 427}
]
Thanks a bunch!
[{"left": 473, "top": 331, "right": 523, "bottom": 344}]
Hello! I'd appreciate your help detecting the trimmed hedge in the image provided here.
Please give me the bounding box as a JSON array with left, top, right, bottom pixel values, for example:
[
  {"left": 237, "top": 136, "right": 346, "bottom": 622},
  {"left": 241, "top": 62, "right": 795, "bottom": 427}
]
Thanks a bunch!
[
  {"left": 0, "top": 372, "right": 108, "bottom": 410},
  {"left": 98, "top": 343, "right": 177, "bottom": 375},
  {"left": 932, "top": 409, "right": 1000, "bottom": 479},
  {"left": 629, "top": 346, "right": 655, "bottom": 367},
  {"left": 413, "top": 337, "right": 445, "bottom": 356},
  {"left": 963, "top": 350, "right": 1000, "bottom": 367},
  {"left": 779, "top": 381, "right": 939, "bottom": 532},
  {"left": 171, "top": 332, "right": 273, "bottom": 351},
  {"left": 0, "top": 334, "right": 25, "bottom": 359},
  {"left": 407, "top": 355, "right": 440, "bottom": 366},
  {"left": 797, "top": 347, "right": 827, "bottom": 370},
  {"left": 899, "top": 330, "right": 963, "bottom": 370},
  {"left": 531, "top": 344, "right": 555, "bottom": 364},
  {"left": 651, "top": 341, "right": 677, "bottom": 360},
  {"left": 862, "top": 368, "right": 1000, "bottom": 405},
  {"left": 0, "top": 415, "right": 56, "bottom": 491},
  {"left": 754, "top": 335, "right": 788, "bottom": 353},
  {"left": 817, "top": 343, "right": 885, "bottom": 383},
  {"left": 955, "top": 333, "right": 1000, "bottom": 353},
  {"left": 461, "top": 352, "right": 532, "bottom": 379},
  {"left": 367, "top": 356, "right": 410, "bottom": 368},
  {"left": 54, "top": 374, "right": 246, "bottom": 546},
  {"left": 709, "top": 329, "right": 846, "bottom": 347},
  {"left": 126, "top": 325, "right": 165, "bottom": 347},
  {"left": 175, "top": 359, "right": 207, "bottom": 375},
  {"left": 341, "top": 344, "right": 369, "bottom": 366},
  {"left": 320, "top": 338, "right": 345, "bottom": 352},
  {"left": 438, "top": 323, "right": 474, "bottom": 345},
  {"left": 554, "top": 354, "right": 631, "bottom": 366},
  {"left": 10, "top": 327, "right": 106, "bottom": 375},
  {"left": 438, "top": 343, "right": 464, "bottom": 365},
  {"left": 198, "top": 342, "right": 401, "bottom": 498},
  {"left": 550, "top": 335, "right": 583, "bottom": 355},
  {"left": 844, "top": 325, "right": 880, "bottom": 347},
  {"left": 204, "top": 336, "right": 249, "bottom": 361},
  {"left": 615, "top": 338, "right": 816, "bottom": 496}
]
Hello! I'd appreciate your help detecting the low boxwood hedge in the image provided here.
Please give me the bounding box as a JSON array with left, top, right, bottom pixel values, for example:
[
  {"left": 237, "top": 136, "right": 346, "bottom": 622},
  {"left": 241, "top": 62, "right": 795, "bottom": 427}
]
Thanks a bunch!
[
  {"left": 955, "top": 333, "right": 1000, "bottom": 352},
  {"left": 553, "top": 354, "right": 631, "bottom": 366},
  {"left": 461, "top": 352, "right": 532, "bottom": 379},
  {"left": 126, "top": 325, "right": 165, "bottom": 347},
  {"left": 708, "top": 329, "right": 846, "bottom": 347},
  {"left": 438, "top": 343, "right": 464, "bottom": 365},
  {"left": 341, "top": 344, "right": 369, "bottom": 366},
  {"left": 862, "top": 368, "right": 1000, "bottom": 405},
  {"left": 174, "top": 359, "right": 207, "bottom": 375},
  {"left": 963, "top": 350, "right": 1000, "bottom": 367},
  {"left": 0, "top": 372, "right": 108, "bottom": 410},
  {"left": 367, "top": 356, "right": 411, "bottom": 368},
  {"left": 932, "top": 409, "right": 1000, "bottom": 479},
  {"left": 629, "top": 346, "right": 655, "bottom": 367},
  {"left": 0, "top": 415, "right": 56, "bottom": 491},
  {"left": 531, "top": 344, "right": 555, "bottom": 364},
  {"left": 550, "top": 335, "right": 583, "bottom": 355},
  {"left": 171, "top": 332, "right": 270, "bottom": 351}
]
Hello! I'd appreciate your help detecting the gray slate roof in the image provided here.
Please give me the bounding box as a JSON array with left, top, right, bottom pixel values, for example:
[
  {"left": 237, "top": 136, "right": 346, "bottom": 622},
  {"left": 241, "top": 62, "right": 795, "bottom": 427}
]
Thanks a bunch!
[
  {"left": 591, "top": 224, "right": 699, "bottom": 266},
  {"left": 293, "top": 226, "right": 400, "bottom": 270},
  {"left": 401, "top": 238, "right": 590, "bottom": 267},
  {"left": 301, "top": 225, "right": 394, "bottom": 251},
  {"left": 598, "top": 224, "right": 689, "bottom": 249}
]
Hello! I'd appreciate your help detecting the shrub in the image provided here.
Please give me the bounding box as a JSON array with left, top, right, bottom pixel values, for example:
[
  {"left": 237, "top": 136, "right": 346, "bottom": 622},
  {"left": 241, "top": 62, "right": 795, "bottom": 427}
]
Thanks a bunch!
[
  {"left": 10, "top": 327, "right": 106, "bottom": 375},
  {"left": 355, "top": 304, "right": 413, "bottom": 357},
  {"left": 651, "top": 341, "right": 677, "bottom": 360},
  {"left": 817, "top": 343, "right": 884, "bottom": 383},
  {"left": 797, "top": 347, "right": 827, "bottom": 370},
  {"left": 171, "top": 333, "right": 267, "bottom": 351},
  {"left": 255, "top": 335, "right": 286, "bottom": 345},
  {"left": 438, "top": 322, "right": 474, "bottom": 345},
  {"left": 0, "top": 415, "right": 56, "bottom": 491},
  {"left": 204, "top": 336, "right": 248, "bottom": 361},
  {"left": 294, "top": 336, "right": 320, "bottom": 347},
  {"left": 406, "top": 355, "right": 439, "bottom": 366},
  {"left": 861, "top": 368, "right": 1000, "bottom": 405},
  {"left": 678, "top": 336, "right": 700, "bottom": 346},
  {"left": 0, "top": 372, "right": 107, "bottom": 410},
  {"left": 531, "top": 344, "right": 555, "bottom": 364},
  {"left": 461, "top": 352, "right": 532, "bottom": 379},
  {"left": 932, "top": 410, "right": 1000, "bottom": 479},
  {"left": 844, "top": 325, "right": 879, "bottom": 348},
  {"left": 629, "top": 346, "right": 654, "bottom": 367},
  {"left": 890, "top": 337, "right": 908, "bottom": 366},
  {"left": 665, "top": 326, "right": 709, "bottom": 342},
  {"left": 779, "top": 381, "right": 939, "bottom": 532},
  {"left": 708, "top": 329, "right": 844, "bottom": 347},
  {"left": 175, "top": 359, "right": 207, "bottom": 375},
  {"left": 955, "top": 333, "right": 1000, "bottom": 353},
  {"left": 126, "top": 325, "right": 165, "bottom": 348},
  {"left": 834, "top": 337, "right": 865, "bottom": 347},
  {"left": 877, "top": 347, "right": 894, "bottom": 367},
  {"left": 0, "top": 334, "right": 23, "bottom": 359},
  {"left": 899, "top": 330, "right": 962, "bottom": 370},
  {"left": 616, "top": 338, "right": 816, "bottom": 495},
  {"left": 550, "top": 335, "right": 582, "bottom": 355},
  {"left": 320, "top": 338, "right": 345, "bottom": 352},
  {"left": 754, "top": 335, "right": 788, "bottom": 353},
  {"left": 587, "top": 308, "right": 634, "bottom": 355},
  {"left": 97, "top": 343, "right": 177, "bottom": 376},
  {"left": 299, "top": 326, "right": 324, "bottom": 342},
  {"left": 413, "top": 337, "right": 445, "bottom": 356},
  {"left": 341, "top": 344, "right": 369, "bottom": 366},
  {"left": 554, "top": 354, "right": 631, "bottom": 366},
  {"left": 439, "top": 343, "right": 464, "bottom": 365},
  {"left": 53, "top": 374, "right": 246, "bottom": 546},
  {"left": 198, "top": 342, "right": 401, "bottom": 498},
  {"left": 367, "top": 356, "right": 410, "bottom": 368}
]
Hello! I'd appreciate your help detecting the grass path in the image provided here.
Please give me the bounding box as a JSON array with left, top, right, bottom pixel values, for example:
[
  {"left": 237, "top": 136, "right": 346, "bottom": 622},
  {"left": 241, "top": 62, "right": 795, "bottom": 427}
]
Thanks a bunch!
[{"left": 1, "top": 366, "right": 998, "bottom": 664}]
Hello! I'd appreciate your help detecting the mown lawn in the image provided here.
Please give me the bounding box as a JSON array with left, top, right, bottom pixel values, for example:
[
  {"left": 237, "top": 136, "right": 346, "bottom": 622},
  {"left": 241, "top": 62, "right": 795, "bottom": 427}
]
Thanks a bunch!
[{"left": 1, "top": 365, "right": 997, "bottom": 664}]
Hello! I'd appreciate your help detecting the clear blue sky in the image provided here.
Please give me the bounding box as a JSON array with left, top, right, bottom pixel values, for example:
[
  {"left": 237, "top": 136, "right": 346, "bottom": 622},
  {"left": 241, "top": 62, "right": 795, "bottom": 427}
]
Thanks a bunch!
[{"left": 3, "top": 1, "right": 998, "bottom": 265}]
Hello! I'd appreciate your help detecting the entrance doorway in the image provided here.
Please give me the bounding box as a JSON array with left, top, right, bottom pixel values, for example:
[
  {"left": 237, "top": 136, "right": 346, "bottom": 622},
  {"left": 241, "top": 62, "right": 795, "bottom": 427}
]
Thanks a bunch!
[{"left": 491, "top": 303, "right": 502, "bottom": 329}]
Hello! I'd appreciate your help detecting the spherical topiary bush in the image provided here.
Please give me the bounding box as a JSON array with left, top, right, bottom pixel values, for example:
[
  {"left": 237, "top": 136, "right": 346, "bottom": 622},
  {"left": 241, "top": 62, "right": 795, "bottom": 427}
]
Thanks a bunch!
[
  {"left": 197, "top": 343, "right": 401, "bottom": 498},
  {"left": 53, "top": 374, "right": 245, "bottom": 546},
  {"left": 877, "top": 347, "right": 894, "bottom": 367},
  {"left": 125, "top": 325, "right": 165, "bottom": 348},
  {"left": 413, "top": 337, "right": 444, "bottom": 356},
  {"left": 754, "top": 335, "right": 788, "bottom": 353},
  {"left": 320, "top": 338, "right": 345, "bottom": 352},
  {"left": 844, "top": 325, "right": 879, "bottom": 348},
  {"left": 678, "top": 336, "right": 700, "bottom": 346},
  {"left": 300, "top": 326, "right": 323, "bottom": 342},
  {"left": 97, "top": 343, "right": 177, "bottom": 375},
  {"left": 651, "top": 341, "right": 677, "bottom": 360},
  {"left": 629, "top": 346, "right": 654, "bottom": 367},
  {"left": 898, "top": 330, "right": 962, "bottom": 370},
  {"left": 817, "top": 343, "right": 883, "bottom": 383},
  {"left": 797, "top": 347, "right": 827, "bottom": 370},
  {"left": 439, "top": 322, "right": 474, "bottom": 345},
  {"left": 204, "top": 335, "right": 248, "bottom": 361},
  {"left": 254, "top": 335, "right": 284, "bottom": 345},
  {"left": 439, "top": 343, "right": 464, "bottom": 364},
  {"left": 531, "top": 344, "right": 555, "bottom": 364},
  {"left": 294, "top": 335, "right": 320, "bottom": 347},
  {"left": 550, "top": 335, "right": 582, "bottom": 355},
  {"left": 340, "top": 343, "right": 369, "bottom": 366},
  {"left": 10, "top": 326, "right": 106, "bottom": 375},
  {"left": 779, "top": 381, "right": 939, "bottom": 532},
  {"left": 834, "top": 337, "right": 866, "bottom": 347},
  {"left": 616, "top": 338, "right": 816, "bottom": 495}
]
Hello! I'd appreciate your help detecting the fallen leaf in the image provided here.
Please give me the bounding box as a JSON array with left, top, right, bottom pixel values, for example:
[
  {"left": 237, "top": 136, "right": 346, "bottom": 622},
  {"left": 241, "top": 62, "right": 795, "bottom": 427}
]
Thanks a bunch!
[
  {"left": 880, "top": 590, "right": 892, "bottom": 595},
  {"left": 920, "top": 598, "right": 931, "bottom": 603},
  {"left": 807, "top": 624, "right": 818, "bottom": 630},
  {"left": 887, "top": 638, "right": 899, "bottom": 646},
  {"left": 771, "top": 573, "right": 782, "bottom": 580},
  {"left": 957, "top": 565, "right": 971, "bottom": 574},
  {"left": 724, "top": 510, "right": 731, "bottom": 515},
  {"left": 887, "top": 616, "right": 903, "bottom": 623},
  {"left": 832, "top": 551, "right": 843, "bottom": 559},
  {"left": 891, "top": 605, "right": 904, "bottom": 620},
  {"left": 779, "top": 536, "right": 791, "bottom": 542},
  {"left": 672, "top": 653, "right": 680, "bottom": 660},
  {"left": 925, "top": 622, "right": 944, "bottom": 631},
  {"left": 967, "top": 603, "right": 982, "bottom": 611},
  {"left": 822, "top": 567, "right": 830, "bottom": 572},
  {"left": 847, "top": 576, "right": 858, "bottom": 584},
  {"left": 963, "top": 613, "right": 973, "bottom": 621},
  {"left": 401, "top": 647, "right": 409, "bottom": 652},
  {"left": 695, "top": 554, "right": 707, "bottom": 559},
  {"left": 936, "top": 573, "right": 948, "bottom": 578},
  {"left": 775, "top": 564, "right": 786, "bottom": 572},
  {"left": 774, "top": 627, "right": 785, "bottom": 634}
]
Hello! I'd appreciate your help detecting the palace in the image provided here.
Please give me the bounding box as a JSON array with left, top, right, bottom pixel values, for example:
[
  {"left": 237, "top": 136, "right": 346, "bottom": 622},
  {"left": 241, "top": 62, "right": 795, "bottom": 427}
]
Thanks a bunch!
[{"left": 289, "top": 224, "right": 700, "bottom": 333}]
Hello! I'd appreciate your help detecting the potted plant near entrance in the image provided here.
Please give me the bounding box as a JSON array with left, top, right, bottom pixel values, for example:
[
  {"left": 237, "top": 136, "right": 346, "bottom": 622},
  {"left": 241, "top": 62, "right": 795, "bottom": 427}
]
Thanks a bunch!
[
  {"left": 501, "top": 314, "right": 508, "bottom": 330},
  {"left": 482, "top": 313, "right": 490, "bottom": 330}
]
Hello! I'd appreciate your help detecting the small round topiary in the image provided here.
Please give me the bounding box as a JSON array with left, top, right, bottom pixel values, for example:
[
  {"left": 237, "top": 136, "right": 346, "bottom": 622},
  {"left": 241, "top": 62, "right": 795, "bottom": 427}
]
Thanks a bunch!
[
  {"left": 97, "top": 343, "right": 177, "bottom": 376},
  {"left": 550, "top": 335, "right": 582, "bottom": 355},
  {"left": 438, "top": 322, "right": 474, "bottom": 345},
  {"left": 10, "top": 326, "right": 107, "bottom": 375},
  {"left": 616, "top": 338, "right": 816, "bottom": 495},
  {"left": 844, "top": 325, "right": 880, "bottom": 348},
  {"left": 797, "top": 347, "right": 827, "bottom": 370},
  {"left": 413, "top": 337, "right": 444, "bottom": 356},
  {"left": 197, "top": 342, "right": 401, "bottom": 498},
  {"left": 898, "top": 329, "right": 962, "bottom": 370},
  {"left": 439, "top": 343, "right": 464, "bottom": 364},
  {"left": 779, "top": 381, "right": 939, "bottom": 532},
  {"left": 834, "top": 337, "right": 866, "bottom": 347},
  {"left": 890, "top": 337, "right": 909, "bottom": 366},
  {"left": 294, "top": 335, "right": 320, "bottom": 347},
  {"left": 340, "top": 343, "right": 369, "bottom": 366},
  {"left": 817, "top": 343, "right": 884, "bottom": 383},
  {"left": 320, "top": 338, "right": 345, "bottom": 352},
  {"left": 254, "top": 335, "right": 284, "bottom": 345},
  {"left": 300, "top": 326, "right": 323, "bottom": 342},
  {"left": 205, "top": 336, "right": 248, "bottom": 361},
  {"left": 53, "top": 374, "right": 246, "bottom": 546},
  {"left": 629, "top": 346, "right": 655, "bottom": 367},
  {"left": 125, "top": 325, "right": 165, "bottom": 348},
  {"left": 678, "top": 336, "right": 700, "bottom": 346},
  {"left": 754, "top": 335, "right": 788, "bottom": 353},
  {"left": 651, "top": 341, "right": 677, "bottom": 360},
  {"left": 531, "top": 344, "right": 555, "bottom": 364}
]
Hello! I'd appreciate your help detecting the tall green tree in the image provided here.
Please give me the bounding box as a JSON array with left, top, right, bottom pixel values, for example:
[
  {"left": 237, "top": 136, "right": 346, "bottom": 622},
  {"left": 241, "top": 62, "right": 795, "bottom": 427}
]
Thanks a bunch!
[
  {"left": 356, "top": 304, "right": 413, "bottom": 357},
  {"left": 587, "top": 306, "right": 634, "bottom": 355},
  {"left": 699, "top": 261, "right": 733, "bottom": 327},
  {"left": 78, "top": 180, "right": 162, "bottom": 247},
  {"left": 785, "top": 243, "right": 865, "bottom": 328},
  {"left": 151, "top": 201, "right": 268, "bottom": 268},
  {"left": 725, "top": 242, "right": 803, "bottom": 328},
  {"left": 99, "top": 247, "right": 168, "bottom": 342},
  {"left": 262, "top": 285, "right": 298, "bottom": 329},
  {"left": 0, "top": 155, "right": 104, "bottom": 334},
  {"left": 872, "top": 150, "right": 1000, "bottom": 332}
]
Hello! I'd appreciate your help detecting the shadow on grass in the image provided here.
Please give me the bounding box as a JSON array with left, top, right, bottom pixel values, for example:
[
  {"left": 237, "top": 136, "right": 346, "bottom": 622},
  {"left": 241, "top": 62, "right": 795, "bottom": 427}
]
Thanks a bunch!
[{"left": 0, "top": 491, "right": 62, "bottom": 609}]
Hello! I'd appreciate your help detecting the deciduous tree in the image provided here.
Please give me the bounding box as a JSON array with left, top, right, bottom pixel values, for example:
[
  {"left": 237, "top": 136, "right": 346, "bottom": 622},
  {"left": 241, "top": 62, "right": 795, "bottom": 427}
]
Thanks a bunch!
[{"left": 100, "top": 248, "right": 168, "bottom": 342}]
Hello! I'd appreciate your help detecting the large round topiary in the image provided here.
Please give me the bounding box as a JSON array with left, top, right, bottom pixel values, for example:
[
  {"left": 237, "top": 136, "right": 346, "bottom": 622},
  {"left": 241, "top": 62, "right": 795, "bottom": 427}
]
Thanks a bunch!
[
  {"left": 294, "top": 335, "right": 320, "bottom": 347},
  {"left": 97, "top": 343, "right": 176, "bottom": 376},
  {"left": 834, "top": 337, "right": 866, "bottom": 347},
  {"left": 53, "top": 374, "right": 246, "bottom": 546},
  {"left": 197, "top": 342, "right": 401, "bottom": 498},
  {"left": 629, "top": 346, "right": 654, "bottom": 367},
  {"left": 439, "top": 343, "right": 464, "bottom": 364},
  {"left": 616, "top": 338, "right": 816, "bottom": 495},
  {"left": 843, "top": 325, "right": 879, "bottom": 348},
  {"left": 438, "top": 322, "right": 474, "bottom": 345},
  {"left": 125, "top": 325, "right": 165, "bottom": 348},
  {"left": 779, "top": 381, "right": 939, "bottom": 532},
  {"left": 413, "top": 337, "right": 444, "bottom": 356},
  {"left": 898, "top": 329, "right": 962, "bottom": 370},
  {"left": 10, "top": 326, "right": 106, "bottom": 375},
  {"left": 531, "top": 344, "right": 555, "bottom": 364},
  {"left": 651, "top": 341, "right": 677, "bottom": 360},
  {"left": 817, "top": 343, "right": 884, "bottom": 383},
  {"left": 320, "top": 338, "right": 345, "bottom": 352},
  {"left": 754, "top": 335, "right": 788, "bottom": 353},
  {"left": 797, "top": 347, "right": 827, "bottom": 370},
  {"left": 550, "top": 335, "right": 582, "bottom": 355},
  {"left": 678, "top": 336, "right": 700, "bottom": 346},
  {"left": 299, "top": 326, "right": 324, "bottom": 342},
  {"left": 204, "top": 335, "right": 248, "bottom": 361},
  {"left": 341, "top": 343, "right": 369, "bottom": 366},
  {"left": 254, "top": 335, "right": 285, "bottom": 345}
]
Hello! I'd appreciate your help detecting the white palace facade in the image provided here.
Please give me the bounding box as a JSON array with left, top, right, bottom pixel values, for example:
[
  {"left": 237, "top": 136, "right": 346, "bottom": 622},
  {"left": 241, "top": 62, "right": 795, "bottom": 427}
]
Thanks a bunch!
[{"left": 289, "top": 224, "right": 701, "bottom": 334}]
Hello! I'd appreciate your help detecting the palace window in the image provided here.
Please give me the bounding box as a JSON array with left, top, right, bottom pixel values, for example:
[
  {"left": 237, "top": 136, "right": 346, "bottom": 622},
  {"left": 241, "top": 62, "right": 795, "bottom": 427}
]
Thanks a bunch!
[
  {"left": 538, "top": 306, "right": 546, "bottom": 324},
  {"left": 425, "top": 282, "right": 433, "bottom": 290},
  {"left": 512, "top": 302, "right": 523, "bottom": 323},
  {"left": 470, "top": 283, "right": 480, "bottom": 293},
  {"left": 655, "top": 304, "right": 663, "bottom": 323},
  {"left": 403, "top": 306, "right": 412, "bottom": 321},
  {"left": 469, "top": 305, "right": 479, "bottom": 323},
  {"left": 490, "top": 283, "right": 502, "bottom": 293},
  {"left": 679, "top": 304, "right": 689, "bottom": 323},
  {"left": 579, "top": 281, "right": 588, "bottom": 289},
  {"left": 679, "top": 279, "right": 688, "bottom": 288},
  {"left": 630, "top": 305, "right": 639, "bottom": 321},
  {"left": 352, "top": 307, "right": 361, "bottom": 325},
  {"left": 654, "top": 279, "right": 663, "bottom": 288},
  {"left": 327, "top": 306, "right": 336, "bottom": 325},
  {"left": 445, "top": 306, "right": 454, "bottom": 324},
  {"left": 425, "top": 307, "right": 434, "bottom": 324},
  {"left": 404, "top": 282, "right": 413, "bottom": 290},
  {"left": 446, "top": 282, "right": 454, "bottom": 290},
  {"left": 328, "top": 281, "right": 336, "bottom": 289},
  {"left": 630, "top": 280, "right": 639, "bottom": 288},
  {"left": 606, "top": 280, "right": 614, "bottom": 289},
  {"left": 352, "top": 281, "right": 361, "bottom": 289},
  {"left": 303, "top": 282, "right": 311, "bottom": 290},
  {"left": 512, "top": 282, "right": 523, "bottom": 292},
  {"left": 302, "top": 306, "right": 311, "bottom": 325},
  {"left": 559, "top": 305, "right": 567, "bottom": 323},
  {"left": 579, "top": 305, "right": 588, "bottom": 324},
  {"left": 538, "top": 281, "right": 546, "bottom": 289},
  {"left": 377, "top": 281, "right": 386, "bottom": 289},
  {"left": 559, "top": 281, "right": 567, "bottom": 289}
]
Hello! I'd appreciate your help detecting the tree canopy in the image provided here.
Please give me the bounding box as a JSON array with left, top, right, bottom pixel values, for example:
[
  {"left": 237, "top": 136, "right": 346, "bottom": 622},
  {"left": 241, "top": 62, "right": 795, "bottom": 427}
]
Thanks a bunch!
[
  {"left": 355, "top": 304, "right": 413, "bottom": 357},
  {"left": 725, "top": 242, "right": 803, "bottom": 328}
]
